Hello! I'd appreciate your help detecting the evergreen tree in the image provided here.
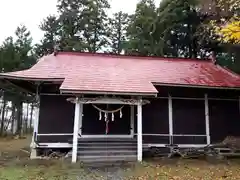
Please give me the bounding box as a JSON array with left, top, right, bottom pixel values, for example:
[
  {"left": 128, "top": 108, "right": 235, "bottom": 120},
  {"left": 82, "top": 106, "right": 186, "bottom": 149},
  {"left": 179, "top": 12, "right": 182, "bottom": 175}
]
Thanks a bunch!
[
  {"left": 0, "top": 25, "right": 36, "bottom": 136},
  {"left": 126, "top": 0, "right": 158, "bottom": 56},
  {"left": 14, "top": 25, "right": 36, "bottom": 69},
  {"left": 80, "top": 0, "right": 111, "bottom": 52},
  {"left": 57, "top": 0, "right": 85, "bottom": 51},
  {"left": 57, "top": 0, "right": 110, "bottom": 52},
  {"left": 109, "top": 11, "right": 130, "bottom": 54},
  {"left": 0, "top": 25, "right": 35, "bottom": 73},
  {"left": 35, "top": 15, "right": 60, "bottom": 57},
  {"left": 0, "top": 37, "right": 19, "bottom": 72},
  {"left": 157, "top": 0, "right": 200, "bottom": 58}
]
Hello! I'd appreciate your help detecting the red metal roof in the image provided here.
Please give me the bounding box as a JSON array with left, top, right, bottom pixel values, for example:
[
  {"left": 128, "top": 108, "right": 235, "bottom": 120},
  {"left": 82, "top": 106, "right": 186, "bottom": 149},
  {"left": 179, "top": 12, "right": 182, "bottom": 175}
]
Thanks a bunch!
[{"left": 1, "top": 52, "right": 240, "bottom": 95}]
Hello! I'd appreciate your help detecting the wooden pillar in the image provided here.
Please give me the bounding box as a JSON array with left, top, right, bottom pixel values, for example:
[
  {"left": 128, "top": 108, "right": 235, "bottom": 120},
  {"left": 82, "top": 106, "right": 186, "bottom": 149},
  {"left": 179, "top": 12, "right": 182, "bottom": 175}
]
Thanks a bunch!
[
  {"left": 72, "top": 98, "right": 80, "bottom": 163},
  {"left": 239, "top": 96, "right": 240, "bottom": 114},
  {"left": 168, "top": 94, "right": 173, "bottom": 144},
  {"left": 31, "top": 95, "right": 40, "bottom": 148},
  {"left": 137, "top": 100, "right": 142, "bottom": 161},
  {"left": 78, "top": 104, "right": 83, "bottom": 137},
  {"left": 130, "top": 105, "right": 134, "bottom": 137},
  {"left": 205, "top": 94, "right": 210, "bottom": 145}
]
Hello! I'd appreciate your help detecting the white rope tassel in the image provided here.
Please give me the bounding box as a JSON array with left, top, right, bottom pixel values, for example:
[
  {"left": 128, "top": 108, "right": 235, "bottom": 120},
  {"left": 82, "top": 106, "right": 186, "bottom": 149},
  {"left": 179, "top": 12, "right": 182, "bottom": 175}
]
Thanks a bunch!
[
  {"left": 105, "top": 112, "right": 107, "bottom": 122},
  {"left": 99, "top": 111, "right": 102, "bottom": 120},
  {"left": 112, "top": 113, "right": 114, "bottom": 122},
  {"left": 120, "top": 109, "right": 122, "bottom": 118}
]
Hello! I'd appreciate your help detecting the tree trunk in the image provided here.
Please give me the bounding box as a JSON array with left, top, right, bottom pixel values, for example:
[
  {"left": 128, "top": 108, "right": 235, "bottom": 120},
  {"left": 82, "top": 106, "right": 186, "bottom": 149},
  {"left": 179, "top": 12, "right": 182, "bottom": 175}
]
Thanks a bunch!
[
  {"left": 11, "top": 103, "right": 16, "bottom": 135},
  {"left": 4, "top": 109, "right": 13, "bottom": 133},
  {"left": 15, "top": 99, "right": 23, "bottom": 136},
  {"left": 25, "top": 103, "right": 29, "bottom": 134},
  {"left": 29, "top": 103, "right": 34, "bottom": 132},
  {"left": 0, "top": 93, "right": 7, "bottom": 136}
]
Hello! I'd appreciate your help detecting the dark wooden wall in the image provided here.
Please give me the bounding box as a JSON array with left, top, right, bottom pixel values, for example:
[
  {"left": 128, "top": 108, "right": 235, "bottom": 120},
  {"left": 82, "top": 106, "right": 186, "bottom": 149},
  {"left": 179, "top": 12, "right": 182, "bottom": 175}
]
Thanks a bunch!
[
  {"left": 138, "top": 86, "right": 239, "bottom": 145},
  {"left": 172, "top": 99, "right": 206, "bottom": 144},
  {"left": 37, "top": 95, "right": 75, "bottom": 143},
  {"left": 140, "top": 98, "right": 207, "bottom": 145},
  {"left": 36, "top": 87, "right": 239, "bottom": 145},
  {"left": 209, "top": 100, "right": 240, "bottom": 143},
  {"left": 141, "top": 99, "right": 169, "bottom": 144}
]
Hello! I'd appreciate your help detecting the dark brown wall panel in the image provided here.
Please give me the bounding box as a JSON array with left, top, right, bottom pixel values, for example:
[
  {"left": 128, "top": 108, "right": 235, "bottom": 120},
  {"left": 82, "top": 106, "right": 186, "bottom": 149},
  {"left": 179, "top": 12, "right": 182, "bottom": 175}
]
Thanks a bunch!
[
  {"left": 38, "top": 95, "right": 75, "bottom": 134},
  {"left": 37, "top": 135, "right": 73, "bottom": 143},
  {"left": 172, "top": 99, "right": 205, "bottom": 135},
  {"left": 209, "top": 100, "right": 240, "bottom": 143},
  {"left": 142, "top": 99, "right": 169, "bottom": 134},
  {"left": 143, "top": 136, "right": 170, "bottom": 144},
  {"left": 173, "top": 136, "right": 207, "bottom": 144}
]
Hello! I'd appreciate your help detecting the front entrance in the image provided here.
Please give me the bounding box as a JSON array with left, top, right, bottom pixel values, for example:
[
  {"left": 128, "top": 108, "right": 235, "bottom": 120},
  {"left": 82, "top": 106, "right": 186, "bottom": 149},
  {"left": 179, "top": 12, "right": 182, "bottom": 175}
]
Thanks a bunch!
[{"left": 81, "top": 104, "right": 132, "bottom": 137}]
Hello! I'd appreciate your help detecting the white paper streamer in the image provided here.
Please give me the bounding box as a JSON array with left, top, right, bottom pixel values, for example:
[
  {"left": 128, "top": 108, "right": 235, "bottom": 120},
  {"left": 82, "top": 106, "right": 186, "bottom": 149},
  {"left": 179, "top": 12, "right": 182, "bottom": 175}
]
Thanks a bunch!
[
  {"left": 120, "top": 109, "right": 122, "bottom": 118},
  {"left": 105, "top": 112, "right": 107, "bottom": 122},
  {"left": 112, "top": 113, "right": 114, "bottom": 121}
]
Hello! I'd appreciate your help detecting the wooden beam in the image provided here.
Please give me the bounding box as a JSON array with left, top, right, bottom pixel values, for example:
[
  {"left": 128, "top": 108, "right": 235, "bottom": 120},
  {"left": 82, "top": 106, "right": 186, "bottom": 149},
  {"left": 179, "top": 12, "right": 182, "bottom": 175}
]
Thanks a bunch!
[
  {"left": 5, "top": 79, "right": 35, "bottom": 94},
  {"left": 66, "top": 97, "right": 150, "bottom": 105}
]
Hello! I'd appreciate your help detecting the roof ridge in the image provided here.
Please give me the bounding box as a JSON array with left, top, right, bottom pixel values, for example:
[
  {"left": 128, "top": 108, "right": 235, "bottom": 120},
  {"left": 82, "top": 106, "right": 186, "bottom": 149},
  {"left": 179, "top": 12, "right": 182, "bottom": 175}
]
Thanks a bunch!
[{"left": 55, "top": 51, "right": 212, "bottom": 63}]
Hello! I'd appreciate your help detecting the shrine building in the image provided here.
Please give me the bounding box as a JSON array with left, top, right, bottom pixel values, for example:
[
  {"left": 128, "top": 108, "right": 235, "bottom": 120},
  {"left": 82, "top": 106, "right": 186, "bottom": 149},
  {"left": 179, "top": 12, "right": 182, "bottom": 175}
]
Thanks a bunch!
[{"left": 0, "top": 51, "right": 239, "bottom": 164}]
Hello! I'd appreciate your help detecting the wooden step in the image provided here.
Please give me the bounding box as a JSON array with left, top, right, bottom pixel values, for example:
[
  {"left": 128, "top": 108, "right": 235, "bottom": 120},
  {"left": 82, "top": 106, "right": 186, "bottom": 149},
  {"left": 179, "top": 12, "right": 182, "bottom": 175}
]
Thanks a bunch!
[
  {"left": 77, "top": 142, "right": 137, "bottom": 147},
  {"left": 77, "top": 149, "right": 136, "bottom": 156},
  {"left": 69, "top": 138, "right": 137, "bottom": 144},
  {"left": 78, "top": 155, "right": 137, "bottom": 163},
  {"left": 77, "top": 146, "right": 137, "bottom": 151},
  {"left": 67, "top": 138, "right": 137, "bottom": 164}
]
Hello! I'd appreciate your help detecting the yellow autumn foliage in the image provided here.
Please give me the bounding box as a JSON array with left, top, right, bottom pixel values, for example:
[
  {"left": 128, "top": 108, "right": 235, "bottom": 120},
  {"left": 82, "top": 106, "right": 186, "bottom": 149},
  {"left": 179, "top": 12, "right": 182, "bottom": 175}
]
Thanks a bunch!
[
  {"left": 218, "top": 20, "right": 240, "bottom": 44},
  {"left": 212, "top": 0, "right": 240, "bottom": 44}
]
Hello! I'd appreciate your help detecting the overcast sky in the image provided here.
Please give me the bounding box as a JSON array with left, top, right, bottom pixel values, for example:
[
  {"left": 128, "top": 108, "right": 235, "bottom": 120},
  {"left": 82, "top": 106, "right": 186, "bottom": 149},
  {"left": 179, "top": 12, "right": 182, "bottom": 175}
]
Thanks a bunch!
[{"left": 0, "top": 0, "right": 161, "bottom": 44}]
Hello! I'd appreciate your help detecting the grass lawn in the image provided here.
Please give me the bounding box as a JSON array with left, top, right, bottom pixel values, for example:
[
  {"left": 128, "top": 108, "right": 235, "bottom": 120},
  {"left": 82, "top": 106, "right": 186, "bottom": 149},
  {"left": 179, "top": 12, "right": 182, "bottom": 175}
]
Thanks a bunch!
[{"left": 1, "top": 137, "right": 240, "bottom": 179}]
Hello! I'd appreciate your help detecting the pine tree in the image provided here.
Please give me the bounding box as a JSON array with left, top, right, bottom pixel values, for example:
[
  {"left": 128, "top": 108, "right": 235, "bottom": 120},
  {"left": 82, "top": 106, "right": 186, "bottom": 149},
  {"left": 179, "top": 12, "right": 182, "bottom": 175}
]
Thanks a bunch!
[
  {"left": 14, "top": 25, "right": 35, "bottom": 69},
  {"left": 35, "top": 15, "right": 60, "bottom": 57},
  {"left": 0, "top": 37, "right": 19, "bottom": 72},
  {"left": 57, "top": 0, "right": 85, "bottom": 51},
  {"left": 56, "top": 0, "right": 111, "bottom": 52},
  {"left": 0, "top": 25, "right": 36, "bottom": 136},
  {"left": 126, "top": 0, "right": 158, "bottom": 56},
  {"left": 109, "top": 11, "right": 130, "bottom": 54},
  {"left": 80, "top": 0, "right": 111, "bottom": 52}
]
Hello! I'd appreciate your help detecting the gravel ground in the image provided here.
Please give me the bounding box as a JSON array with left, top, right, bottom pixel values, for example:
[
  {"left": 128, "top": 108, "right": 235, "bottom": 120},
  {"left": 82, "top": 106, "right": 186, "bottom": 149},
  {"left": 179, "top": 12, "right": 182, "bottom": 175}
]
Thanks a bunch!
[{"left": 83, "top": 164, "right": 133, "bottom": 180}]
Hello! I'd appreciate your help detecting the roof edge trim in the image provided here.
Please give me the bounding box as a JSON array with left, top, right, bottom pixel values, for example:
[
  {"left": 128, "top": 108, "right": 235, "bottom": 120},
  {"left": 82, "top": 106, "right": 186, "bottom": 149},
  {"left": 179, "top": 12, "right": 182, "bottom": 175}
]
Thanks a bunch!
[
  {"left": 60, "top": 89, "right": 157, "bottom": 97},
  {"left": 0, "top": 75, "right": 64, "bottom": 82},
  {"left": 153, "top": 82, "right": 240, "bottom": 90}
]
